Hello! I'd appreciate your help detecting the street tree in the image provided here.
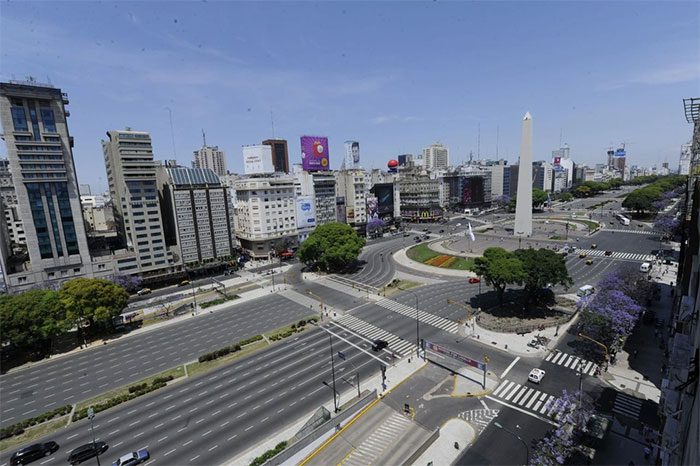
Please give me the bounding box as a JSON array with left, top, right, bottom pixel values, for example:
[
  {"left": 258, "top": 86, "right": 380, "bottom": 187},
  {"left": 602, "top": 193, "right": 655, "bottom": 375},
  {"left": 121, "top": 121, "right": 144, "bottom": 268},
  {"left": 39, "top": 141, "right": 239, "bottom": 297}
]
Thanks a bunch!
[
  {"left": 571, "top": 185, "right": 592, "bottom": 198},
  {"left": 0, "top": 290, "right": 68, "bottom": 357},
  {"left": 111, "top": 274, "right": 143, "bottom": 293},
  {"left": 559, "top": 192, "right": 573, "bottom": 202},
  {"left": 366, "top": 218, "right": 386, "bottom": 238},
  {"left": 59, "top": 278, "right": 130, "bottom": 334},
  {"left": 297, "top": 222, "right": 365, "bottom": 272},
  {"left": 654, "top": 213, "right": 680, "bottom": 238},
  {"left": 580, "top": 289, "right": 642, "bottom": 351},
  {"left": 514, "top": 248, "right": 573, "bottom": 302},
  {"left": 473, "top": 247, "right": 526, "bottom": 304},
  {"left": 532, "top": 188, "right": 548, "bottom": 209}
]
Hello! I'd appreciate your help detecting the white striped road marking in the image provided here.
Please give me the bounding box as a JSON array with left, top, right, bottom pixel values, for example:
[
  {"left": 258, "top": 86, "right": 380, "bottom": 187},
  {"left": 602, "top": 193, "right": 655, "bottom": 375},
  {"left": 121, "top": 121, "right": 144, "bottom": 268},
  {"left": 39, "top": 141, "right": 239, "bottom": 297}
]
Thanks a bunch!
[
  {"left": 332, "top": 315, "right": 416, "bottom": 357},
  {"left": 501, "top": 357, "right": 520, "bottom": 378},
  {"left": 376, "top": 298, "right": 459, "bottom": 333},
  {"left": 545, "top": 351, "right": 598, "bottom": 375}
]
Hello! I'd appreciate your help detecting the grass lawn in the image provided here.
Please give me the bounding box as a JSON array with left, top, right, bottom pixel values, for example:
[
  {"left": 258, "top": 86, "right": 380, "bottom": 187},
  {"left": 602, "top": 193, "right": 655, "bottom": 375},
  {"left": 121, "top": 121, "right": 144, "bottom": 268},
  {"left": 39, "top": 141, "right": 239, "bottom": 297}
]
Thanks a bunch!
[
  {"left": 382, "top": 280, "right": 422, "bottom": 297},
  {"left": 0, "top": 417, "right": 67, "bottom": 452},
  {"left": 75, "top": 365, "right": 186, "bottom": 412},
  {"left": 407, "top": 244, "right": 475, "bottom": 271},
  {"left": 448, "top": 257, "right": 475, "bottom": 270},
  {"left": 406, "top": 243, "right": 441, "bottom": 262},
  {"left": 186, "top": 340, "right": 269, "bottom": 378}
]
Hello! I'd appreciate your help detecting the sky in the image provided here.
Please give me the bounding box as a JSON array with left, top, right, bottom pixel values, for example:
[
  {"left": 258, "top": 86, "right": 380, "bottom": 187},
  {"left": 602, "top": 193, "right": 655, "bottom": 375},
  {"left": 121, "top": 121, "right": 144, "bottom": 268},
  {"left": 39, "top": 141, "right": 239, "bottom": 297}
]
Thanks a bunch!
[{"left": 1, "top": 1, "right": 698, "bottom": 193}]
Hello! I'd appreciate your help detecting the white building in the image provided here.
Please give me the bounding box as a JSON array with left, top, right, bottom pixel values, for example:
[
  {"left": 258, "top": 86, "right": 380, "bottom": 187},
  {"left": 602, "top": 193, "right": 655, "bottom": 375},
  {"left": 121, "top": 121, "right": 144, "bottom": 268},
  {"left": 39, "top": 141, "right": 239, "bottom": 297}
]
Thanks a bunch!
[
  {"left": 552, "top": 144, "right": 574, "bottom": 188},
  {"left": 293, "top": 165, "right": 337, "bottom": 228},
  {"left": 193, "top": 145, "right": 227, "bottom": 177},
  {"left": 243, "top": 144, "right": 275, "bottom": 175},
  {"left": 233, "top": 175, "right": 297, "bottom": 258},
  {"left": 680, "top": 142, "right": 692, "bottom": 175},
  {"left": 335, "top": 169, "right": 367, "bottom": 231},
  {"left": 422, "top": 143, "right": 449, "bottom": 171},
  {"left": 488, "top": 160, "right": 507, "bottom": 198}
]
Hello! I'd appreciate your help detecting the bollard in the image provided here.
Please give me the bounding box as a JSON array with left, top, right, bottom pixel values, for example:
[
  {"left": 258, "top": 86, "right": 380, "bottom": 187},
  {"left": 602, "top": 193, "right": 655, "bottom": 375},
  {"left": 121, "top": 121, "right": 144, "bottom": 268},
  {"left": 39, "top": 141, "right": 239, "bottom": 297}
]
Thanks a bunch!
[{"left": 505, "top": 344, "right": 508, "bottom": 350}]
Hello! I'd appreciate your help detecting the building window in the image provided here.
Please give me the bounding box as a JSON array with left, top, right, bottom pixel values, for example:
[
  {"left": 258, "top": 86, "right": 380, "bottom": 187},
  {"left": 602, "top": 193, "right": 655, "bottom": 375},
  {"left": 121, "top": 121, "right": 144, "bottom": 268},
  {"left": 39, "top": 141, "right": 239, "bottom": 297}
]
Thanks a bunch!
[
  {"left": 11, "top": 106, "right": 29, "bottom": 131},
  {"left": 40, "top": 108, "right": 57, "bottom": 132}
]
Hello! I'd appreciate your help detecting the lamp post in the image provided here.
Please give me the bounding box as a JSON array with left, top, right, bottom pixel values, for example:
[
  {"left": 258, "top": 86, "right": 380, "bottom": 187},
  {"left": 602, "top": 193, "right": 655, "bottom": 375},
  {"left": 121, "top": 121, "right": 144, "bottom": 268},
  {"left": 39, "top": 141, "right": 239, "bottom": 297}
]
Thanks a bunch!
[
  {"left": 493, "top": 422, "right": 528, "bottom": 466},
  {"left": 87, "top": 407, "right": 101, "bottom": 466},
  {"left": 398, "top": 285, "right": 420, "bottom": 358},
  {"left": 327, "top": 334, "right": 339, "bottom": 412},
  {"left": 307, "top": 290, "right": 325, "bottom": 321}
]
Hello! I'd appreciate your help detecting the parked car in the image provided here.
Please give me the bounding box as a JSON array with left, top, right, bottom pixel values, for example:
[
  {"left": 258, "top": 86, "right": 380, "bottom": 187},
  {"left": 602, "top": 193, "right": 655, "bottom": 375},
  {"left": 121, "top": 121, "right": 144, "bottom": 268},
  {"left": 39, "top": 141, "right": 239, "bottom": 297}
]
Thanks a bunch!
[
  {"left": 68, "top": 442, "right": 108, "bottom": 465},
  {"left": 604, "top": 251, "right": 613, "bottom": 256},
  {"left": 372, "top": 339, "right": 388, "bottom": 351},
  {"left": 528, "top": 368, "right": 546, "bottom": 384},
  {"left": 439, "top": 229, "right": 445, "bottom": 233},
  {"left": 403, "top": 233, "right": 411, "bottom": 237},
  {"left": 468, "top": 277, "right": 481, "bottom": 284},
  {"left": 10, "top": 442, "right": 59, "bottom": 465},
  {"left": 111, "top": 448, "right": 150, "bottom": 466}
]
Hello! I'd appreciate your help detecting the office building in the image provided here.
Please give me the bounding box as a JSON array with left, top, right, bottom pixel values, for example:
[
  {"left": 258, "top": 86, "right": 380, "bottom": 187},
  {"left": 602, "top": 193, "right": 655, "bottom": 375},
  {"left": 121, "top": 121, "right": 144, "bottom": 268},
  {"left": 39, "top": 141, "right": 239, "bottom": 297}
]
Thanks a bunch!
[
  {"left": 488, "top": 160, "right": 507, "bottom": 198},
  {"left": 193, "top": 144, "right": 227, "bottom": 176},
  {"left": 397, "top": 154, "right": 412, "bottom": 167},
  {"left": 422, "top": 143, "right": 449, "bottom": 171},
  {"left": 159, "top": 166, "right": 234, "bottom": 266},
  {"left": 552, "top": 144, "right": 574, "bottom": 187},
  {"left": 0, "top": 158, "right": 25, "bottom": 250},
  {"left": 442, "top": 167, "right": 492, "bottom": 211},
  {"left": 335, "top": 168, "right": 368, "bottom": 232},
  {"left": 293, "top": 165, "right": 337, "bottom": 227},
  {"left": 262, "top": 139, "right": 289, "bottom": 173},
  {"left": 398, "top": 161, "right": 442, "bottom": 222},
  {"left": 102, "top": 129, "right": 181, "bottom": 281},
  {"left": 533, "top": 161, "right": 553, "bottom": 192},
  {"left": 0, "top": 81, "right": 95, "bottom": 292},
  {"left": 233, "top": 175, "right": 297, "bottom": 257}
]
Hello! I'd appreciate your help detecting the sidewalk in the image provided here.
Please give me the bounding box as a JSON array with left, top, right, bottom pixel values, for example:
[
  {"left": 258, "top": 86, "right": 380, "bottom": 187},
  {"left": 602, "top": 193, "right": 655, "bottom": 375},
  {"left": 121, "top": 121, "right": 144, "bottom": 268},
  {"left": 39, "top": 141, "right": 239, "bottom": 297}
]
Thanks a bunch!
[{"left": 411, "top": 418, "right": 476, "bottom": 466}]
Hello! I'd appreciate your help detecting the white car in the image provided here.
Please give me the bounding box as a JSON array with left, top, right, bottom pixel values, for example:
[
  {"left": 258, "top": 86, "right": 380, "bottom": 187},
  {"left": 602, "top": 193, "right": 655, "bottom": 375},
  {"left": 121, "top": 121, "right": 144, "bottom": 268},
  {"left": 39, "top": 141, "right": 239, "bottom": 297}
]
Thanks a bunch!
[{"left": 528, "top": 368, "right": 546, "bottom": 384}]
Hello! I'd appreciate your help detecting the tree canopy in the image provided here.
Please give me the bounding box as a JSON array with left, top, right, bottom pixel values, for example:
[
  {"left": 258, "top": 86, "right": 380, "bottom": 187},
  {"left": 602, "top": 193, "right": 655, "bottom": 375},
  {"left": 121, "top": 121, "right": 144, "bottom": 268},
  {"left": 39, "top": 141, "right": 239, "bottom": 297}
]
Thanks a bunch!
[
  {"left": 473, "top": 247, "right": 526, "bottom": 304},
  {"left": 297, "top": 223, "right": 366, "bottom": 272},
  {"left": 532, "top": 188, "right": 549, "bottom": 208},
  {"left": 513, "top": 248, "right": 573, "bottom": 300},
  {"left": 0, "top": 290, "right": 68, "bottom": 355},
  {"left": 59, "top": 278, "right": 129, "bottom": 332}
]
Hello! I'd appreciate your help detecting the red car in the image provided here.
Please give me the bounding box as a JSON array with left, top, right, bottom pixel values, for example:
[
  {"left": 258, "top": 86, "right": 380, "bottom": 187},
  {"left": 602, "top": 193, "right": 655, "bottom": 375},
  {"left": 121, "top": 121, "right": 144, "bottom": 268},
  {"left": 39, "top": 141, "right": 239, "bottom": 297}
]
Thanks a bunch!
[{"left": 468, "top": 277, "right": 481, "bottom": 284}]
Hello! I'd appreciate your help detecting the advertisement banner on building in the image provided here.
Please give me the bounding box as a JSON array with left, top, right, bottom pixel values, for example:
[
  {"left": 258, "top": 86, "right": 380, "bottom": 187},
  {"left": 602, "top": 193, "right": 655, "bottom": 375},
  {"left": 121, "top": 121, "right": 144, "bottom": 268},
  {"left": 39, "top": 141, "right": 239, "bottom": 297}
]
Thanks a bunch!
[
  {"left": 553, "top": 156, "right": 561, "bottom": 166},
  {"left": 243, "top": 145, "right": 274, "bottom": 175},
  {"left": 344, "top": 141, "right": 360, "bottom": 169},
  {"left": 462, "top": 177, "right": 485, "bottom": 206},
  {"left": 335, "top": 196, "right": 346, "bottom": 223},
  {"left": 372, "top": 183, "right": 394, "bottom": 216},
  {"left": 614, "top": 149, "right": 626, "bottom": 157},
  {"left": 301, "top": 136, "right": 330, "bottom": 171},
  {"left": 366, "top": 196, "right": 378, "bottom": 220},
  {"left": 295, "top": 196, "right": 316, "bottom": 229}
]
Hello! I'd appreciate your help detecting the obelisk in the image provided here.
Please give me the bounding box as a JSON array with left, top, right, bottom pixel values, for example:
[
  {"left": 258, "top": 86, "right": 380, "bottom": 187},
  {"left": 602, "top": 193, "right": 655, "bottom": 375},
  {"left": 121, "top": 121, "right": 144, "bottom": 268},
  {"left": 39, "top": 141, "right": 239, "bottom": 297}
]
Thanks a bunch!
[{"left": 514, "top": 112, "right": 533, "bottom": 237}]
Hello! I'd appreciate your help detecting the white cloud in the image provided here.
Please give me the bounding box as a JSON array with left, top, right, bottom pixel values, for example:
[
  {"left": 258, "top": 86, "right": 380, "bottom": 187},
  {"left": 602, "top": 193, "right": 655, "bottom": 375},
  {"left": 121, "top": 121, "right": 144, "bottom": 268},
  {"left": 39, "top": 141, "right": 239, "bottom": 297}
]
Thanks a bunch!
[{"left": 370, "top": 115, "right": 422, "bottom": 125}]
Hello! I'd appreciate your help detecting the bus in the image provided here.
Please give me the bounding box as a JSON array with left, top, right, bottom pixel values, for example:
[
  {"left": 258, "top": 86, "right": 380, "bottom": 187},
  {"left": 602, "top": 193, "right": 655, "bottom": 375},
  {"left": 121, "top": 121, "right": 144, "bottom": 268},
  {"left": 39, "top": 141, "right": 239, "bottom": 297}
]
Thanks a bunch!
[{"left": 615, "top": 214, "right": 630, "bottom": 226}]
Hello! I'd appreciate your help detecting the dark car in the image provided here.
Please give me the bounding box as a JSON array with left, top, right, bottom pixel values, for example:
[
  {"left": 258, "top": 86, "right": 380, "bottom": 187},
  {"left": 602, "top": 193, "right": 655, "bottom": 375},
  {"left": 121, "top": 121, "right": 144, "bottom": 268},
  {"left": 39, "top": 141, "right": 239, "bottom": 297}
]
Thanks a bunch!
[
  {"left": 10, "top": 442, "right": 59, "bottom": 465},
  {"left": 604, "top": 251, "right": 613, "bottom": 256},
  {"left": 372, "top": 339, "right": 388, "bottom": 351},
  {"left": 439, "top": 229, "right": 445, "bottom": 233},
  {"left": 68, "top": 442, "right": 108, "bottom": 465}
]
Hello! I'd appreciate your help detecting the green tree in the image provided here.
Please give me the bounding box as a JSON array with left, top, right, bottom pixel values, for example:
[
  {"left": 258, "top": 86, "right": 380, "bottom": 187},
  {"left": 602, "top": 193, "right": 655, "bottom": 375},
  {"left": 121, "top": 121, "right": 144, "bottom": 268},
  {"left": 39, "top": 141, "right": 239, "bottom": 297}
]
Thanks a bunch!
[
  {"left": 514, "top": 248, "right": 573, "bottom": 302},
  {"left": 59, "top": 278, "right": 129, "bottom": 334},
  {"left": 572, "top": 185, "right": 592, "bottom": 198},
  {"left": 297, "top": 223, "right": 366, "bottom": 272},
  {"left": 559, "top": 192, "right": 573, "bottom": 202},
  {"left": 473, "top": 247, "right": 526, "bottom": 304},
  {"left": 622, "top": 189, "right": 655, "bottom": 214},
  {"left": 532, "top": 188, "right": 548, "bottom": 209},
  {"left": 0, "top": 290, "right": 68, "bottom": 356}
]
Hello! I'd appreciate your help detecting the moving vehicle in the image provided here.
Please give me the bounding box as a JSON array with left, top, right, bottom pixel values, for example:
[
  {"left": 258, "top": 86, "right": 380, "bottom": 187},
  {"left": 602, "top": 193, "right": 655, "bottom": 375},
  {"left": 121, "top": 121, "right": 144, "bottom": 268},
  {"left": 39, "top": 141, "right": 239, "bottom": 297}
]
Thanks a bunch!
[
  {"left": 579, "top": 252, "right": 587, "bottom": 258},
  {"left": 586, "top": 259, "right": 593, "bottom": 265},
  {"left": 604, "top": 251, "right": 613, "bottom": 256},
  {"left": 615, "top": 214, "right": 630, "bottom": 226},
  {"left": 590, "top": 244, "right": 598, "bottom": 249},
  {"left": 468, "top": 277, "right": 480, "bottom": 284},
  {"left": 136, "top": 288, "right": 151, "bottom": 296},
  {"left": 577, "top": 285, "right": 595, "bottom": 297},
  {"left": 439, "top": 229, "right": 445, "bottom": 233},
  {"left": 68, "top": 442, "right": 108, "bottom": 465},
  {"left": 177, "top": 280, "right": 190, "bottom": 287},
  {"left": 640, "top": 262, "right": 651, "bottom": 273},
  {"left": 528, "top": 368, "right": 546, "bottom": 384},
  {"left": 10, "top": 442, "right": 59, "bottom": 465},
  {"left": 372, "top": 339, "right": 388, "bottom": 351},
  {"left": 111, "top": 448, "right": 150, "bottom": 466}
]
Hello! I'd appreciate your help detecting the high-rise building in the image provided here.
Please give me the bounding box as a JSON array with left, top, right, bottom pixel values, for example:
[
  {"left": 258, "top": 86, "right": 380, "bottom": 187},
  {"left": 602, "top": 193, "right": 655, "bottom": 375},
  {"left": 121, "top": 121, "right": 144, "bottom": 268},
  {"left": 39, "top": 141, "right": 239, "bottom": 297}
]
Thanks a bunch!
[
  {"left": 0, "top": 81, "right": 94, "bottom": 291},
  {"left": 102, "top": 129, "right": 181, "bottom": 281},
  {"left": 533, "top": 161, "right": 553, "bottom": 192},
  {"left": 398, "top": 161, "right": 442, "bottom": 222},
  {"left": 335, "top": 168, "right": 368, "bottom": 232},
  {"left": 422, "top": 143, "right": 449, "bottom": 171},
  {"left": 193, "top": 144, "right": 227, "bottom": 176},
  {"left": 552, "top": 144, "right": 574, "bottom": 187},
  {"left": 397, "top": 154, "right": 412, "bottom": 167},
  {"left": 262, "top": 139, "right": 289, "bottom": 173},
  {"left": 158, "top": 166, "right": 234, "bottom": 266},
  {"left": 488, "top": 160, "right": 508, "bottom": 198},
  {"left": 293, "top": 165, "right": 337, "bottom": 227}
]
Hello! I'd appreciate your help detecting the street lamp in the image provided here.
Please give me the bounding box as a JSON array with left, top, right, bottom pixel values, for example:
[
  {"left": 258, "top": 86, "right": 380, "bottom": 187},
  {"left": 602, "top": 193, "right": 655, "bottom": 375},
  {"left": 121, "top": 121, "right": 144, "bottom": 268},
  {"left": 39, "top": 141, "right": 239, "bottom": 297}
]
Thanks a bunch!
[
  {"left": 87, "top": 407, "right": 101, "bottom": 466},
  {"left": 493, "top": 422, "right": 528, "bottom": 466},
  {"left": 397, "top": 285, "right": 420, "bottom": 358},
  {"left": 326, "top": 334, "right": 339, "bottom": 412},
  {"left": 306, "top": 290, "right": 325, "bottom": 321}
]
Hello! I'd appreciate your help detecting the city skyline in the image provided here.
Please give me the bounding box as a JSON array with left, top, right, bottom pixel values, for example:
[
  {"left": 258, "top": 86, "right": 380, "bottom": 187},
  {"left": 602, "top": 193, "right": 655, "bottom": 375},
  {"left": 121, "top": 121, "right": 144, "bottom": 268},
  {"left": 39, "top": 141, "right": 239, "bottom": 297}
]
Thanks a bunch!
[{"left": 1, "top": 1, "right": 697, "bottom": 191}]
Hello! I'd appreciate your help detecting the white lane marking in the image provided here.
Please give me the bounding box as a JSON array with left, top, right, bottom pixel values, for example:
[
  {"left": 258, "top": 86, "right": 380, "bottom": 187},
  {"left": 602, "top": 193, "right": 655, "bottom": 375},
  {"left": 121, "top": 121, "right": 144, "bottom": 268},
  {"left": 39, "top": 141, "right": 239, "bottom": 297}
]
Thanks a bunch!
[
  {"left": 113, "top": 441, "right": 124, "bottom": 448},
  {"left": 164, "top": 449, "right": 177, "bottom": 456},
  {"left": 480, "top": 399, "right": 488, "bottom": 410},
  {"left": 154, "top": 423, "right": 164, "bottom": 429},
  {"left": 485, "top": 395, "right": 558, "bottom": 426},
  {"left": 500, "top": 357, "right": 520, "bottom": 378},
  {"left": 195, "top": 418, "right": 205, "bottom": 424},
  {"left": 202, "top": 430, "right": 212, "bottom": 437},
  {"left": 67, "top": 433, "right": 79, "bottom": 440},
  {"left": 208, "top": 445, "right": 218, "bottom": 452},
  {"left": 212, "top": 410, "right": 221, "bottom": 416},
  {"left": 244, "top": 425, "right": 254, "bottom": 432},
  {"left": 227, "top": 434, "right": 238, "bottom": 441},
  {"left": 134, "top": 431, "right": 144, "bottom": 438},
  {"left": 220, "top": 420, "right": 230, "bottom": 427},
  {"left": 108, "top": 429, "right": 120, "bottom": 436},
  {"left": 158, "top": 436, "right": 168, "bottom": 442},
  {"left": 189, "top": 455, "right": 200, "bottom": 462},
  {"left": 182, "top": 440, "right": 193, "bottom": 447}
]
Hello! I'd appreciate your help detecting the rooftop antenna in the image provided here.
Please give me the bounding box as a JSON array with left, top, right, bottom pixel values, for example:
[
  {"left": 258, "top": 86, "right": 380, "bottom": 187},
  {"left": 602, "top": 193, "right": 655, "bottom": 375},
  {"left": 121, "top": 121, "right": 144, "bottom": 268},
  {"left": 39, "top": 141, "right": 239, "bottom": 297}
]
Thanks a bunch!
[
  {"left": 166, "top": 107, "right": 177, "bottom": 161},
  {"left": 202, "top": 129, "right": 206, "bottom": 147},
  {"left": 270, "top": 110, "right": 275, "bottom": 139}
]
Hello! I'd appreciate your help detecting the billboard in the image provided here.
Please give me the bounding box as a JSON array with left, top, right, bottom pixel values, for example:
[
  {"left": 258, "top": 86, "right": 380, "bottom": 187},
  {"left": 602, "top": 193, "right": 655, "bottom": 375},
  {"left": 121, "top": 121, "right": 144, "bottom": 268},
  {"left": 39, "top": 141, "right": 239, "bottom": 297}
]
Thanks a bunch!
[
  {"left": 301, "top": 136, "right": 330, "bottom": 171},
  {"left": 615, "top": 149, "right": 626, "bottom": 157},
  {"left": 553, "top": 156, "right": 561, "bottom": 166},
  {"left": 366, "top": 196, "right": 378, "bottom": 220},
  {"left": 243, "top": 145, "right": 274, "bottom": 175},
  {"left": 344, "top": 141, "right": 360, "bottom": 168},
  {"left": 296, "top": 196, "right": 316, "bottom": 229},
  {"left": 335, "top": 196, "right": 346, "bottom": 223},
  {"left": 462, "top": 177, "right": 485, "bottom": 206},
  {"left": 371, "top": 183, "right": 394, "bottom": 216}
]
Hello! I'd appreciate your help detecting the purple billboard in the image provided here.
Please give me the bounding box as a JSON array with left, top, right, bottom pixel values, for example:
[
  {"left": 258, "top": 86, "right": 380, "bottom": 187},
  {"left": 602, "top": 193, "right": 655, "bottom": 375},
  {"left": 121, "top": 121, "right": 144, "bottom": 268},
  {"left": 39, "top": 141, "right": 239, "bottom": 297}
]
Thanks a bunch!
[{"left": 301, "top": 136, "right": 330, "bottom": 171}]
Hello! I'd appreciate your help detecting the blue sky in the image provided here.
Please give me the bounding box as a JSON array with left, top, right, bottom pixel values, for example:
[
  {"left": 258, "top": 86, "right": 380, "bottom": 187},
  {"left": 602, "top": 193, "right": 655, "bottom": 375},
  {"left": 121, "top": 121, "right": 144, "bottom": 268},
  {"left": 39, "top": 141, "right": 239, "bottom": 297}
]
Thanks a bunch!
[{"left": 2, "top": 1, "right": 698, "bottom": 192}]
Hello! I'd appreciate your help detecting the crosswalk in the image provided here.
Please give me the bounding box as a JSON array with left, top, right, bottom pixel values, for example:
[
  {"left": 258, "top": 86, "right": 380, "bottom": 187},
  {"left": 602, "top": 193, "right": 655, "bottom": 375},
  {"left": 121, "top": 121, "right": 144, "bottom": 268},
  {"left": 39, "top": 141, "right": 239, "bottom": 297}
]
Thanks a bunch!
[
  {"left": 458, "top": 409, "right": 500, "bottom": 432},
  {"left": 613, "top": 392, "right": 644, "bottom": 420},
  {"left": 545, "top": 351, "right": 599, "bottom": 376},
  {"left": 331, "top": 314, "right": 416, "bottom": 357},
  {"left": 491, "top": 380, "right": 557, "bottom": 418},
  {"left": 376, "top": 298, "right": 460, "bottom": 334},
  {"left": 574, "top": 249, "right": 654, "bottom": 262},
  {"left": 603, "top": 228, "right": 658, "bottom": 235},
  {"left": 341, "top": 411, "right": 412, "bottom": 466}
]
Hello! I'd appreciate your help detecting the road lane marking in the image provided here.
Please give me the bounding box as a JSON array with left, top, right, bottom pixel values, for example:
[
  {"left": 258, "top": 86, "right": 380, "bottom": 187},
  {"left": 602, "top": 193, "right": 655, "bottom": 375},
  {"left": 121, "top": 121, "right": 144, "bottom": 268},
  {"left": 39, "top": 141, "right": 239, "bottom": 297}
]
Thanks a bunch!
[
  {"left": 154, "top": 423, "right": 164, "bottom": 429},
  {"left": 500, "top": 357, "right": 520, "bottom": 378},
  {"left": 108, "top": 429, "right": 120, "bottom": 436},
  {"left": 67, "top": 434, "right": 79, "bottom": 440},
  {"left": 189, "top": 455, "right": 200, "bottom": 462},
  {"left": 195, "top": 418, "right": 205, "bottom": 424},
  {"left": 220, "top": 420, "right": 230, "bottom": 427},
  {"left": 208, "top": 445, "right": 218, "bottom": 452},
  {"left": 134, "top": 431, "right": 144, "bottom": 438},
  {"left": 227, "top": 434, "right": 237, "bottom": 441},
  {"left": 202, "top": 430, "right": 212, "bottom": 437},
  {"left": 244, "top": 425, "right": 254, "bottom": 432},
  {"left": 164, "top": 449, "right": 177, "bottom": 456}
]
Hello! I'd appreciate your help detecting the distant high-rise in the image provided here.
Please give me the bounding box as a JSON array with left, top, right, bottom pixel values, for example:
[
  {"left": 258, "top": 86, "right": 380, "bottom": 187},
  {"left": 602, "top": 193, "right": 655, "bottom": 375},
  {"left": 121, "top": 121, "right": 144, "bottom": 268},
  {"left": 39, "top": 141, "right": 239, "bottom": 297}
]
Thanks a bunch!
[
  {"left": 514, "top": 112, "right": 533, "bottom": 238},
  {"left": 193, "top": 145, "right": 226, "bottom": 176},
  {"left": 679, "top": 142, "right": 692, "bottom": 175},
  {"left": 103, "top": 129, "right": 181, "bottom": 280},
  {"left": 422, "top": 143, "right": 449, "bottom": 171},
  {"left": 0, "top": 81, "right": 93, "bottom": 291},
  {"left": 262, "top": 139, "right": 289, "bottom": 173}
]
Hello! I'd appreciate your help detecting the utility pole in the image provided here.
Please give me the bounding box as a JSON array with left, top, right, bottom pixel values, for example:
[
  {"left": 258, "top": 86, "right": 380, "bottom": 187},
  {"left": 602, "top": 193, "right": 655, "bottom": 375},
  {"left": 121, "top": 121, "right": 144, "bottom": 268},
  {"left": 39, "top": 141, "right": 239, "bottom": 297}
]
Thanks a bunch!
[
  {"left": 87, "top": 408, "right": 101, "bottom": 466},
  {"left": 328, "top": 334, "right": 339, "bottom": 412}
]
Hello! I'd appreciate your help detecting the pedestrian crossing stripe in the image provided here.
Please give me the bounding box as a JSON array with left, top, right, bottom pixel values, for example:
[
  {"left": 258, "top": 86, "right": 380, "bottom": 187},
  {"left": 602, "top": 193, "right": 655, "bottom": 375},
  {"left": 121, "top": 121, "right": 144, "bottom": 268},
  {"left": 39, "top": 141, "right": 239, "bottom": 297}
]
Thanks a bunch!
[
  {"left": 603, "top": 228, "right": 658, "bottom": 235},
  {"left": 545, "top": 351, "right": 598, "bottom": 376},
  {"left": 341, "top": 411, "right": 412, "bottom": 466},
  {"left": 492, "top": 380, "right": 558, "bottom": 418},
  {"left": 613, "top": 393, "right": 643, "bottom": 419},
  {"left": 328, "top": 275, "right": 380, "bottom": 293},
  {"left": 376, "top": 298, "right": 460, "bottom": 334},
  {"left": 458, "top": 409, "right": 500, "bottom": 432},
  {"left": 331, "top": 314, "right": 416, "bottom": 357},
  {"left": 572, "top": 249, "right": 654, "bottom": 262}
]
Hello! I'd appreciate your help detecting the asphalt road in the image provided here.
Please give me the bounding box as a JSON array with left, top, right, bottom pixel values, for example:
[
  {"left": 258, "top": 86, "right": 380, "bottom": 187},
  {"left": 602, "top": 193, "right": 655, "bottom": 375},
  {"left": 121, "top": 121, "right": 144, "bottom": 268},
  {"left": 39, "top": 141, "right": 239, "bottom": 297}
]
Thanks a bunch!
[
  {"left": 0, "top": 294, "right": 312, "bottom": 427},
  {"left": 339, "top": 236, "right": 406, "bottom": 288},
  {"left": 0, "top": 325, "right": 396, "bottom": 466}
]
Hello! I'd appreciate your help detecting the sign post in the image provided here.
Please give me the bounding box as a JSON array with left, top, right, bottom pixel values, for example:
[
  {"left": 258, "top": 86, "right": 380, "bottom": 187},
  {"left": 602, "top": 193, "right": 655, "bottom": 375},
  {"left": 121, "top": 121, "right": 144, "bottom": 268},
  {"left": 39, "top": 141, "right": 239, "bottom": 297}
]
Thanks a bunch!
[{"left": 424, "top": 340, "right": 488, "bottom": 389}]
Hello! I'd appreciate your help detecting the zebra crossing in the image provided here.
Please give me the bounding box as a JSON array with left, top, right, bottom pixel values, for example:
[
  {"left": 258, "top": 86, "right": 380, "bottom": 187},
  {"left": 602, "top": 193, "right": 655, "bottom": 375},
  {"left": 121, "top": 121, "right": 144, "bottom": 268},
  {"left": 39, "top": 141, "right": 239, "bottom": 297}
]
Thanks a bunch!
[
  {"left": 458, "top": 409, "right": 500, "bottom": 432},
  {"left": 331, "top": 314, "right": 416, "bottom": 357},
  {"left": 341, "top": 411, "right": 412, "bottom": 466},
  {"left": 490, "top": 380, "right": 558, "bottom": 418},
  {"left": 545, "top": 351, "right": 599, "bottom": 376},
  {"left": 376, "top": 298, "right": 460, "bottom": 334},
  {"left": 574, "top": 249, "right": 654, "bottom": 262},
  {"left": 603, "top": 228, "right": 658, "bottom": 235},
  {"left": 613, "top": 392, "right": 644, "bottom": 420}
]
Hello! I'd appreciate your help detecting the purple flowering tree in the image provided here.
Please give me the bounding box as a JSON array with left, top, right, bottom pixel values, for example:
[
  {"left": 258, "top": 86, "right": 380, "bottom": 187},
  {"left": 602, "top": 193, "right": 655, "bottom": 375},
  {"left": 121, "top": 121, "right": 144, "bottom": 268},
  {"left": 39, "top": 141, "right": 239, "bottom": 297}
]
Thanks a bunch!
[
  {"left": 580, "top": 289, "right": 642, "bottom": 351},
  {"left": 531, "top": 390, "right": 592, "bottom": 465},
  {"left": 654, "top": 213, "right": 680, "bottom": 238},
  {"left": 111, "top": 274, "right": 142, "bottom": 293},
  {"left": 366, "top": 218, "right": 386, "bottom": 237},
  {"left": 495, "top": 194, "right": 511, "bottom": 206}
]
